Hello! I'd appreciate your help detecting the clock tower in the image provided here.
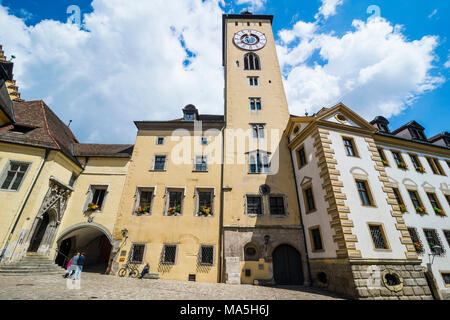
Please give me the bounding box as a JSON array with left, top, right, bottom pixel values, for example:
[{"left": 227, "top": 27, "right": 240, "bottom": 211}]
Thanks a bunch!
[{"left": 221, "top": 13, "right": 309, "bottom": 285}]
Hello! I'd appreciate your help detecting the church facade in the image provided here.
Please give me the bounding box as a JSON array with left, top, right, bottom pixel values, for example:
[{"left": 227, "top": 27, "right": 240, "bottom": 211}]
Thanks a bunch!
[{"left": 0, "top": 12, "right": 449, "bottom": 300}]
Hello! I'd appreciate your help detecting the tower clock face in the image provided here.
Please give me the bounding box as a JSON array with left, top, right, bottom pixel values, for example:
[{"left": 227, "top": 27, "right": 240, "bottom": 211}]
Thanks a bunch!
[{"left": 233, "top": 30, "right": 267, "bottom": 51}]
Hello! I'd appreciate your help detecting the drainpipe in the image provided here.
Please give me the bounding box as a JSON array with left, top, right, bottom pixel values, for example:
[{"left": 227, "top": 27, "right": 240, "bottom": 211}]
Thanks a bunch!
[
  {"left": 289, "top": 146, "right": 313, "bottom": 286},
  {"left": 0, "top": 148, "right": 50, "bottom": 262}
]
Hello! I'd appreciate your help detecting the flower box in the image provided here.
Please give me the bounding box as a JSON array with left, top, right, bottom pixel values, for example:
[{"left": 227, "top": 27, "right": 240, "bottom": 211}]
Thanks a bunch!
[
  {"left": 136, "top": 206, "right": 151, "bottom": 214},
  {"left": 381, "top": 160, "right": 388, "bottom": 166},
  {"left": 87, "top": 203, "right": 100, "bottom": 211},
  {"left": 415, "top": 206, "right": 426, "bottom": 214},
  {"left": 168, "top": 205, "right": 181, "bottom": 215},
  {"left": 399, "top": 204, "right": 407, "bottom": 213},
  {"left": 415, "top": 166, "right": 425, "bottom": 173},
  {"left": 198, "top": 206, "right": 212, "bottom": 216},
  {"left": 434, "top": 207, "right": 445, "bottom": 216},
  {"left": 414, "top": 241, "right": 424, "bottom": 253},
  {"left": 397, "top": 162, "right": 408, "bottom": 170}
]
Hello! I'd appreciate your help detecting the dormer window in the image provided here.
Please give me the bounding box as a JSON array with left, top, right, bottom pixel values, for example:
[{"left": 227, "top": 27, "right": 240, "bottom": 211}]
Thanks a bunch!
[
  {"left": 182, "top": 104, "right": 199, "bottom": 121},
  {"left": 378, "top": 123, "right": 390, "bottom": 133},
  {"left": 410, "top": 128, "right": 426, "bottom": 141},
  {"left": 185, "top": 113, "right": 194, "bottom": 121}
]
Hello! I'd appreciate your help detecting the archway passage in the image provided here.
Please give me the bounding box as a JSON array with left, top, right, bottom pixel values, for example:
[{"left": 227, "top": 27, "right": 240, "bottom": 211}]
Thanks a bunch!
[
  {"left": 57, "top": 225, "right": 112, "bottom": 274},
  {"left": 28, "top": 212, "right": 50, "bottom": 252},
  {"left": 272, "top": 244, "right": 304, "bottom": 285}
]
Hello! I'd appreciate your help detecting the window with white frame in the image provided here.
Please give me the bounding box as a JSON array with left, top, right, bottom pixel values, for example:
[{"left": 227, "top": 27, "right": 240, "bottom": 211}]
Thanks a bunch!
[
  {"left": 251, "top": 124, "right": 265, "bottom": 139},
  {"left": 248, "top": 76, "right": 259, "bottom": 86},
  {"left": 0, "top": 161, "right": 30, "bottom": 191},
  {"left": 156, "top": 137, "right": 165, "bottom": 145},
  {"left": 152, "top": 155, "right": 167, "bottom": 171},
  {"left": 134, "top": 187, "right": 154, "bottom": 215},
  {"left": 84, "top": 185, "right": 108, "bottom": 212},
  {"left": 166, "top": 188, "right": 184, "bottom": 215},
  {"left": 248, "top": 151, "right": 270, "bottom": 174},
  {"left": 196, "top": 188, "right": 214, "bottom": 216},
  {"left": 194, "top": 155, "right": 208, "bottom": 172}
]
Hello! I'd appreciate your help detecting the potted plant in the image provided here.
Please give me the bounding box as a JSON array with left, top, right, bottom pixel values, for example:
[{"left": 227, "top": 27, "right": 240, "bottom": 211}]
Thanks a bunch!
[
  {"left": 136, "top": 205, "right": 151, "bottom": 215},
  {"left": 199, "top": 206, "right": 212, "bottom": 216},
  {"left": 168, "top": 205, "right": 181, "bottom": 215},
  {"left": 415, "top": 166, "right": 425, "bottom": 173},
  {"left": 381, "top": 160, "right": 388, "bottom": 166},
  {"left": 87, "top": 202, "right": 100, "bottom": 211},
  {"left": 399, "top": 204, "right": 407, "bottom": 213},
  {"left": 397, "top": 162, "right": 408, "bottom": 170},
  {"left": 415, "top": 206, "right": 426, "bottom": 214},
  {"left": 434, "top": 207, "right": 445, "bottom": 216},
  {"left": 414, "top": 241, "right": 423, "bottom": 253}
]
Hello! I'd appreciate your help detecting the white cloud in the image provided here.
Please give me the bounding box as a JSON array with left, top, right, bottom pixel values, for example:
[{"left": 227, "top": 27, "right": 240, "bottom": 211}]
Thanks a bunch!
[
  {"left": 315, "top": 0, "right": 343, "bottom": 20},
  {"left": 0, "top": 0, "right": 225, "bottom": 143},
  {"left": 278, "top": 17, "right": 444, "bottom": 119},
  {"left": 235, "top": 0, "right": 266, "bottom": 11}
]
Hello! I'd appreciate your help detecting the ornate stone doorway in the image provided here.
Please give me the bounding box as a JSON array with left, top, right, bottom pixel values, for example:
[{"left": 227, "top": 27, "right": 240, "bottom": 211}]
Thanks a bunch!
[{"left": 24, "top": 178, "right": 72, "bottom": 257}]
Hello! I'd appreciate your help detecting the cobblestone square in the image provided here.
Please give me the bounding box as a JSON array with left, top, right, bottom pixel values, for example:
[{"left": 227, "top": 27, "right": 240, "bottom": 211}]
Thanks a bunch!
[{"left": 0, "top": 273, "right": 343, "bottom": 300}]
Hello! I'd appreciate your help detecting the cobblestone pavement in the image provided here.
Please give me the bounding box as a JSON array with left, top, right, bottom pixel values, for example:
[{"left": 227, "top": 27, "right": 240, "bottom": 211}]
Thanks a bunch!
[{"left": 0, "top": 272, "right": 343, "bottom": 300}]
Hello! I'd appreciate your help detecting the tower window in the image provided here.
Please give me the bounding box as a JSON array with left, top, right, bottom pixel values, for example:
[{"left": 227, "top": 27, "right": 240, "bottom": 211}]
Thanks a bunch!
[
  {"left": 244, "top": 53, "right": 261, "bottom": 70},
  {"left": 249, "top": 76, "right": 258, "bottom": 86},
  {"left": 249, "top": 151, "right": 270, "bottom": 174},
  {"left": 251, "top": 124, "right": 265, "bottom": 139},
  {"left": 250, "top": 98, "right": 261, "bottom": 110}
]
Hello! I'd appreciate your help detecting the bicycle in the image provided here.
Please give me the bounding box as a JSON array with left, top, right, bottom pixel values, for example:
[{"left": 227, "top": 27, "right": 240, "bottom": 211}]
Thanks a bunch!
[{"left": 118, "top": 261, "right": 140, "bottom": 278}]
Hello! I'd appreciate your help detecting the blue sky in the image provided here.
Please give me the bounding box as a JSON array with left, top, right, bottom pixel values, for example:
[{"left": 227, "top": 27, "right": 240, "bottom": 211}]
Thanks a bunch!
[{"left": 0, "top": 0, "right": 448, "bottom": 143}]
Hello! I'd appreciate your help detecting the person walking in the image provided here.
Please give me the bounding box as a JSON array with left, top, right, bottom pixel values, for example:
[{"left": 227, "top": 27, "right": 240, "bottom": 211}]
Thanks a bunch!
[
  {"left": 73, "top": 252, "right": 85, "bottom": 280},
  {"left": 138, "top": 262, "right": 150, "bottom": 279},
  {"left": 63, "top": 252, "right": 80, "bottom": 279}
]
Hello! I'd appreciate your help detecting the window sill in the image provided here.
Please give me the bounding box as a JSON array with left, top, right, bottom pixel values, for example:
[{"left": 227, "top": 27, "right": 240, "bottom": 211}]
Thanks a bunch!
[
  {"left": 149, "top": 169, "right": 166, "bottom": 172},
  {"left": 192, "top": 170, "right": 208, "bottom": 173},
  {"left": 305, "top": 209, "right": 317, "bottom": 214},
  {"left": 269, "top": 214, "right": 288, "bottom": 218}
]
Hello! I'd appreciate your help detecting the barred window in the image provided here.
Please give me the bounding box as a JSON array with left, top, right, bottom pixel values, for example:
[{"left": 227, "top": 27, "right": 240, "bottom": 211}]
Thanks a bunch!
[
  {"left": 247, "top": 196, "right": 262, "bottom": 215},
  {"left": 1, "top": 161, "right": 30, "bottom": 191},
  {"left": 200, "top": 245, "right": 214, "bottom": 265},
  {"left": 407, "top": 227, "right": 423, "bottom": 253},
  {"left": 310, "top": 228, "right": 323, "bottom": 251},
  {"left": 162, "top": 245, "right": 177, "bottom": 264},
  {"left": 131, "top": 244, "right": 145, "bottom": 263},
  {"left": 369, "top": 225, "right": 388, "bottom": 249},
  {"left": 423, "top": 229, "right": 444, "bottom": 254},
  {"left": 269, "top": 196, "right": 285, "bottom": 215}
]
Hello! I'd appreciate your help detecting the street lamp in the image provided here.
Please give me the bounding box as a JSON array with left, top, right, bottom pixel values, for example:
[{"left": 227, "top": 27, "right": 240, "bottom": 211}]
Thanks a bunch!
[
  {"left": 264, "top": 235, "right": 270, "bottom": 245},
  {"left": 428, "top": 245, "right": 442, "bottom": 265}
]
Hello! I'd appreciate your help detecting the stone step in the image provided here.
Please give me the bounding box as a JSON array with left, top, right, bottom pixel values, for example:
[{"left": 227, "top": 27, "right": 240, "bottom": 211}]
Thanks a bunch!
[
  {"left": 0, "top": 271, "right": 63, "bottom": 276},
  {"left": 0, "top": 265, "right": 64, "bottom": 271},
  {"left": 0, "top": 269, "right": 64, "bottom": 274}
]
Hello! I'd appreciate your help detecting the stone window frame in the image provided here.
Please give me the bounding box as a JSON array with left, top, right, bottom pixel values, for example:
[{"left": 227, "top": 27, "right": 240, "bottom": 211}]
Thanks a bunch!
[
  {"left": 249, "top": 97, "right": 262, "bottom": 111},
  {"left": 392, "top": 187, "right": 406, "bottom": 210},
  {"left": 377, "top": 148, "right": 389, "bottom": 167},
  {"left": 391, "top": 150, "right": 407, "bottom": 170},
  {"left": 426, "top": 157, "right": 446, "bottom": 176},
  {"left": 407, "top": 189, "right": 427, "bottom": 215},
  {"left": 407, "top": 227, "right": 424, "bottom": 255},
  {"left": 194, "top": 187, "right": 215, "bottom": 217},
  {"left": 426, "top": 192, "right": 446, "bottom": 216},
  {"left": 367, "top": 223, "right": 391, "bottom": 251},
  {"left": 244, "top": 194, "right": 265, "bottom": 216},
  {"left": 308, "top": 225, "right": 324, "bottom": 252},
  {"left": 342, "top": 136, "right": 359, "bottom": 158},
  {"left": 268, "top": 194, "right": 288, "bottom": 217},
  {"left": 408, "top": 153, "right": 424, "bottom": 171},
  {"left": 129, "top": 243, "right": 146, "bottom": 264},
  {"left": 0, "top": 160, "right": 32, "bottom": 192},
  {"left": 83, "top": 184, "right": 110, "bottom": 213},
  {"left": 164, "top": 187, "right": 186, "bottom": 216},
  {"left": 243, "top": 52, "right": 261, "bottom": 71},
  {"left": 354, "top": 178, "right": 376, "bottom": 207},
  {"left": 150, "top": 154, "right": 168, "bottom": 171},
  {"left": 422, "top": 228, "right": 445, "bottom": 255},
  {"left": 248, "top": 76, "right": 259, "bottom": 86},
  {"left": 161, "top": 244, "right": 178, "bottom": 265},
  {"left": 198, "top": 244, "right": 215, "bottom": 266},
  {"left": 440, "top": 271, "right": 450, "bottom": 287},
  {"left": 243, "top": 242, "right": 260, "bottom": 261},
  {"left": 381, "top": 269, "right": 404, "bottom": 292},
  {"left": 132, "top": 186, "right": 156, "bottom": 216}
]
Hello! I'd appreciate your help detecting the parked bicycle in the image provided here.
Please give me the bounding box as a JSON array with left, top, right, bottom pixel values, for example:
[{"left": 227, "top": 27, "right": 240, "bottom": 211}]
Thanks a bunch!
[{"left": 118, "top": 262, "right": 140, "bottom": 278}]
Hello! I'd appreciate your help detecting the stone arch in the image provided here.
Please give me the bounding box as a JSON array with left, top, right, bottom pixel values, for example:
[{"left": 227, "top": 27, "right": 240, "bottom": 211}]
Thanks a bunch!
[
  {"left": 56, "top": 222, "right": 113, "bottom": 244},
  {"left": 350, "top": 167, "right": 369, "bottom": 177}
]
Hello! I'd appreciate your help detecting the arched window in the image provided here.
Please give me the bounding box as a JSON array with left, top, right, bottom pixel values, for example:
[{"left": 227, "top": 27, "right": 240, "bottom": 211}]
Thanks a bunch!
[{"left": 244, "top": 53, "right": 260, "bottom": 70}]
